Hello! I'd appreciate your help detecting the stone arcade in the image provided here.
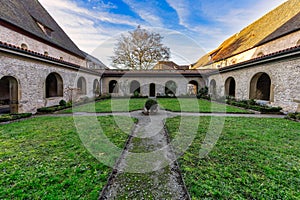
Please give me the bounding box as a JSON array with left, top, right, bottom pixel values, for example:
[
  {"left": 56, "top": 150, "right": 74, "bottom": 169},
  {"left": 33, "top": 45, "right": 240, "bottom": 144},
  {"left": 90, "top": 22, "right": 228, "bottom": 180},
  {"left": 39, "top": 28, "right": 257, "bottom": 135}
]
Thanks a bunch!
[{"left": 0, "top": 0, "right": 299, "bottom": 114}]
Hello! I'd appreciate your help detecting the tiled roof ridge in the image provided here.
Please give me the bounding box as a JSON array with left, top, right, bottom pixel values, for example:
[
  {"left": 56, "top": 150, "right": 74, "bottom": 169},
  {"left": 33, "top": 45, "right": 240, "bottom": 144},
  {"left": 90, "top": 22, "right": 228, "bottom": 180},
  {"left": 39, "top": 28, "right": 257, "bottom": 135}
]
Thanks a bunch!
[{"left": 218, "top": 44, "right": 300, "bottom": 71}]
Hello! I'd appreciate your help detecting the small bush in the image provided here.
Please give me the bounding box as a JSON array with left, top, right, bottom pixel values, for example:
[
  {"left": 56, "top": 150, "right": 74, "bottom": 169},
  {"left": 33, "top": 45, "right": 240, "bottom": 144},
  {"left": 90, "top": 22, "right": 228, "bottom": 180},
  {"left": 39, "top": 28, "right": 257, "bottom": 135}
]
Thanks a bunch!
[
  {"left": 133, "top": 90, "right": 140, "bottom": 97},
  {"left": 95, "top": 94, "right": 111, "bottom": 101},
  {"left": 0, "top": 113, "right": 32, "bottom": 122},
  {"left": 226, "top": 98, "right": 282, "bottom": 113},
  {"left": 197, "top": 87, "right": 209, "bottom": 99},
  {"left": 286, "top": 112, "right": 300, "bottom": 121},
  {"left": 145, "top": 99, "right": 158, "bottom": 111},
  {"left": 59, "top": 99, "right": 67, "bottom": 107}
]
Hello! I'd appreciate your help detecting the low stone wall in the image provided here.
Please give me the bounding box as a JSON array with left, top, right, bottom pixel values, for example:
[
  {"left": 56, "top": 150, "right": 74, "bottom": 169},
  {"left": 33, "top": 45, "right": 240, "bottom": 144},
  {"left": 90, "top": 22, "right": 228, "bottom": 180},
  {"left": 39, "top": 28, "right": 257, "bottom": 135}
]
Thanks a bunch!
[{"left": 0, "top": 52, "right": 100, "bottom": 113}]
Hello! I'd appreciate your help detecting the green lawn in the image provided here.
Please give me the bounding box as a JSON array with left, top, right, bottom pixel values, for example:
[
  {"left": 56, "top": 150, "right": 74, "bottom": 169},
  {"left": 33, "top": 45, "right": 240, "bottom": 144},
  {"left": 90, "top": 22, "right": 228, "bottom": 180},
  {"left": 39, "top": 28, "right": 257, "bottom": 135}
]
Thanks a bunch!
[
  {"left": 62, "top": 98, "right": 250, "bottom": 113},
  {"left": 0, "top": 116, "right": 134, "bottom": 199},
  {"left": 158, "top": 98, "right": 250, "bottom": 113},
  {"left": 62, "top": 98, "right": 147, "bottom": 113},
  {"left": 166, "top": 117, "right": 300, "bottom": 199}
]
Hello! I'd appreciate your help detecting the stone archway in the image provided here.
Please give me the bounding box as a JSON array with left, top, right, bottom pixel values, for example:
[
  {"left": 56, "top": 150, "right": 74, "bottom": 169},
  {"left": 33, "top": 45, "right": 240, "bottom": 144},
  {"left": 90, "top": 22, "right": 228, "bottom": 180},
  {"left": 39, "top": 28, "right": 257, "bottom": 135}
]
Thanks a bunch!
[
  {"left": 225, "top": 77, "right": 236, "bottom": 97},
  {"left": 165, "top": 80, "right": 177, "bottom": 96},
  {"left": 93, "top": 79, "right": 100, "bottom": 96},
  {"left": 109, "top": 80, "right": 118, "bottom": 94},
  {"left": 130, "top": 80, "right": 141, "bottom": 94},
  {"left": 188, "top": 80, "right": 198, "bottom": 95},
  {"left": 250, "top": 72, "right": 271, "bottom": 101},
  {"left": 77, "top": 77, "right": 87, "bottom": 95},
  {"left": 46, "top": 73, "right": 63, "bottom": 98},
  {"left": 209, "top": 79, "right": 217, "bottom": 97},
  {"left": 0, "top": 76, "right": 19, "bottom": 113},
  {"left": 149, "top": 83, "right": 156, "bottom": 97}
]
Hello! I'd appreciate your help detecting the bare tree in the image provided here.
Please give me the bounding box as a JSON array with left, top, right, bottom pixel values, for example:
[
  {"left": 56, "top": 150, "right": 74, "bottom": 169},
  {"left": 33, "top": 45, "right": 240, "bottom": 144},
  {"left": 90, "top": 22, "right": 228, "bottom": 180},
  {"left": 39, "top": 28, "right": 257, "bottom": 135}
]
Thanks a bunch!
[{"left": 111, "top": 26, "right": 170, "bottom": 70}]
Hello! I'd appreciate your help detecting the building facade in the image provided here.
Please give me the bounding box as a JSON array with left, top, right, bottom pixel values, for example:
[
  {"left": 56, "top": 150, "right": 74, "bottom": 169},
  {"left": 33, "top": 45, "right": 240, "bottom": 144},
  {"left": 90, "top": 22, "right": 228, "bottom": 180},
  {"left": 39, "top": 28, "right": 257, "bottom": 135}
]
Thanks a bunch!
[{"left": 0, "top": 0, "right": 299, "bottom": 114}]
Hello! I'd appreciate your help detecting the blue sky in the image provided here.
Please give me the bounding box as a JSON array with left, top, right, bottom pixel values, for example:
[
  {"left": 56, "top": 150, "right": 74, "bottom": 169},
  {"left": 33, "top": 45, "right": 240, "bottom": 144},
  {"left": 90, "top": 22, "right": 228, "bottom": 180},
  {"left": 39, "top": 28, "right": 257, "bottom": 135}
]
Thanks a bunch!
[{"left": 39, "top": 0, "right": 287, "bottom": 66}]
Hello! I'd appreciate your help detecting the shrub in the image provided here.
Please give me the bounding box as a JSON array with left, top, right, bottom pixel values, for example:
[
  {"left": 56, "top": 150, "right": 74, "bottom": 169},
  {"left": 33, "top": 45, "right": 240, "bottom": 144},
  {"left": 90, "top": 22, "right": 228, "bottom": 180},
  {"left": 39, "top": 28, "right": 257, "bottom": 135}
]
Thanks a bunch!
[
  {"left": 95, "top": 94, "right": 111, "bottom": 101},
  {"left": 286, "top": 112, "right": 300, "bottom": 121},
  {"left": 59, "top": 99, "right": 67, "bottom": 107},
  {"left": 133, "top": 90, "right": 140, "bottom": 97},
  {"left": 0, "top": 113, "right": 32, "bottom": 122},
  {"left": 145, "top": 99, "right": 158, "bottom": 112},
  {"left": 226, "top": 98, "right": 282, "bottom": 113},
  {"left": 297, "top": 113, "right": 300, "bottom": 120},
  {"left": 197, "top": 87, "right": 209, "bottom": 99}
]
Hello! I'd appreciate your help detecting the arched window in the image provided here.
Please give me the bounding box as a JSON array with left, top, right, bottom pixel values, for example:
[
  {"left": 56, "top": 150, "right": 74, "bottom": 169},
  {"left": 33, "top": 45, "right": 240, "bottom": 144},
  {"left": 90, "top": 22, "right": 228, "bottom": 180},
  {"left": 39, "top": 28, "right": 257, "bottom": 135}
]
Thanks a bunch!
[
  {"left": 249, "top": 72, "right": 271, "bottom": 101},
  {"left": 209, "top": 79, "right": 217, "bottom": 97},
  {"left": 77, "top": 77, "right": 87, "bottom": 95},
  {"left": 165, "top": 80, "right": 177, "bottom": 96},
  {"left": 109, "top": 80, "right": 118, "bottom": 93},
  {"left": 93, "top": 79, "right": 100, "bottom": 96},
  {"left": 225, "top": 77, "right": 236, "bottom": 97},
  {"left": 0, "top": 76, "right": 19, "bottom": 113},
  {"left": 130, "top": 80, "right": 140, "bottom": 94},
  {"left": 188, "top": 80, "right": 198, "bottom": 95},
  {"left": 46, "top": 73, "right": 63, "bottom": 98},
  {"left": 297, "top": 39, "right": 300, "bottom": 46}
]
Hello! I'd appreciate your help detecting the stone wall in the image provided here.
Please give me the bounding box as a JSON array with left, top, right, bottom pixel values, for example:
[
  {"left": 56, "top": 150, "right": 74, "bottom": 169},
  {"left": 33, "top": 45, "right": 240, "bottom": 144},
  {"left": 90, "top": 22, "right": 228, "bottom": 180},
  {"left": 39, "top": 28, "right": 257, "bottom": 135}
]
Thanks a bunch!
[
  {"left": 0, "top": 51, "right": 100, "bottom": 113},
  {"left": 102, "top": 75, "right": 206, "bottom": 97},
  {"left": 208, "top": 57, "right": 300, "bottom": 112},
  {"left": 0, "top": 25, "right": 86, "bottom": 67}
]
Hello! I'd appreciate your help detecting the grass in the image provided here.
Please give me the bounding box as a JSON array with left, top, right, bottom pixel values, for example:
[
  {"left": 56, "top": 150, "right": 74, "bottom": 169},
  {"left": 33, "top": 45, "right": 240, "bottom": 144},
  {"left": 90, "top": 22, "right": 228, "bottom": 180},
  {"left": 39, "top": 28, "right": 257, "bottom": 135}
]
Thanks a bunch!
[
  {"left": 166, "top": 117, "right": 300, "bottom": 199},
  {"left": 62, "top": 98, "right": 250, "bottom": 113},
  {"left": 158, "top": 98, "right": 251, "bottom": 113},
  {"left": 62, "top": 98, "right": 147, "bottom": 113},
  {"left": 0, "top": 116, "right": 135, "bottom": 199}
]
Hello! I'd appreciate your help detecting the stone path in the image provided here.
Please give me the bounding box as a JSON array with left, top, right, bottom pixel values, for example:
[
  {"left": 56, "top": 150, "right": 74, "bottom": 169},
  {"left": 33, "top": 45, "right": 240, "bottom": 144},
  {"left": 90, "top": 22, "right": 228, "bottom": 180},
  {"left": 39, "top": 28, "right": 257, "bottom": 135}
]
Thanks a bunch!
[{"left": 99, "top": 110, "right": 189, "bottom": 199}]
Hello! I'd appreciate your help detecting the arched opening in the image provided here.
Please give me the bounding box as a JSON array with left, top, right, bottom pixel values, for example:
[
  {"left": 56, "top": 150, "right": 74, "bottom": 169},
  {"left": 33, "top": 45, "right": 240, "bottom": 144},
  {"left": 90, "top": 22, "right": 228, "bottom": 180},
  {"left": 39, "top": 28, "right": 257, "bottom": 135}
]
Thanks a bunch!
[
  {"left": 165, "top": 80, "right": 177, "bottom": 96},
  {"left": 225, "top": 77, "right": 236, "bottom": 97},
  {"left": 77, "top": 77, "right": 87, "bottom": 95},
  {"left": 0, "top": 76, "right": 18, "bottom": 114},
  {"left": 93, "top": 79, "right": 100, "bottom": 96},
  {"left": 297, "top": 39, "right": 300, "bottom": 46},
  {"left": 46, "top": 73, "right": 63, "bottom": 98},
  {"left": 209, "top": 79, "right": 217, "bottom": 97},
  {"left": 149, "top": 83, "right": 156, "bottom": 97},
  {"left": 109, "top": 80, "right": 118, "bottom": 93},
  {"left": 250, "top": 73, "right": 271, "bottom": 101},
  {"left": 130, "top": 80, "right": 141, "bottom": 94},
  {"left": 187, "top": 80, "right": 198, "bottom": 95}
]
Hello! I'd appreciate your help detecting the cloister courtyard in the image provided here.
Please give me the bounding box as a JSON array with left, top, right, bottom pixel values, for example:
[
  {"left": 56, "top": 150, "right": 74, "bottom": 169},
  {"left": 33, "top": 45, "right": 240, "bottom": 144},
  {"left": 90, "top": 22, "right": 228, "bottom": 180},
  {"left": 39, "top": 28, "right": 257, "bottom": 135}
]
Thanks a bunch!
[{"left": 0, "top": 98, "right": 299, "bottom": 199}]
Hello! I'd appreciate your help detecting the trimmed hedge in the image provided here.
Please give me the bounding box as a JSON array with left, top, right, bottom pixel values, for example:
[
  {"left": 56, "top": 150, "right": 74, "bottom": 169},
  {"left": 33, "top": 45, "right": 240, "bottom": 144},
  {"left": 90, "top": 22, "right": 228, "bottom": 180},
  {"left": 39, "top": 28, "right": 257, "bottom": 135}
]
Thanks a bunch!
[
  {"left": 226, "top": 98, "right": 282, "bottom": 113},
  {"left": 37, "top": 105, "right": 69, "bottom": 113},
  {"left": 0, "top": 113, "right": 32, "bottom": 122},
  {"left": 286, "top": 112, "right": 300, "bottom": 121}
]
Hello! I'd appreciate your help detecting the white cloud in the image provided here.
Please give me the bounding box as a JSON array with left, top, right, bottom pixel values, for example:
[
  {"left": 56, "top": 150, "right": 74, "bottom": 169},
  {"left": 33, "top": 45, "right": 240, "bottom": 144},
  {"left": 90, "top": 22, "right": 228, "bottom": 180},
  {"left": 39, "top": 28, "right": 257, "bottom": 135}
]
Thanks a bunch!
[
  {"left": 39, "top": 0, "right": 141, "bottom": 66},
  {"left": 121, "top": 0, "right": 164, "bottom": 27},
  {"left": 165, "top": 0, "right": 190, "bottom": 28},
  {"left": 39, "top": 0, "right": 289, "bottom": 66}
]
